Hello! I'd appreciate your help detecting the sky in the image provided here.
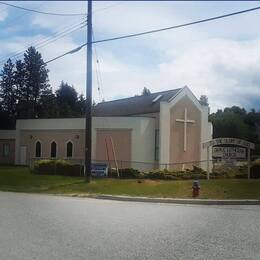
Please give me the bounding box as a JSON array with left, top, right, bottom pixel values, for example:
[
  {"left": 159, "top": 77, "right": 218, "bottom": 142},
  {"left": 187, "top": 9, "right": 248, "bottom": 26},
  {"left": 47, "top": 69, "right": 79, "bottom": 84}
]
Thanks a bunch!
[{"left": 0, "top": 1, "right": 260, "bottom": 112}]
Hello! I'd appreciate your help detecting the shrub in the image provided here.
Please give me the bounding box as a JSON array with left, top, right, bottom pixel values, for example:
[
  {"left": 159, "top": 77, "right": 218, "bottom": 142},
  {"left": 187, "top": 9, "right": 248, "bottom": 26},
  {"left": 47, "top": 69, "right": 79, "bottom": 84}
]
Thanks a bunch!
[
  {"left": 212, "top": 165, "right": 249, "bottom": 179},
  {"left": 143, "top": 166, "right": 207, "bottom": 180},
  {"left": 107, "top": 168, "right": 142, "bottom": 179},
  {"left": 119, "top": 168, "right": 141, "bottom": 179},
  {"left": 34, "top": 160, "right": 83, "bottom": 177}
]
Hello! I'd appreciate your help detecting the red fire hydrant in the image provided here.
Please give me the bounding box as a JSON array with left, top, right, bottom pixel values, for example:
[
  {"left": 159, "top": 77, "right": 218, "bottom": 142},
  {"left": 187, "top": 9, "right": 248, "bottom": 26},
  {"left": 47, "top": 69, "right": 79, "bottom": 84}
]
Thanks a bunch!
[{"left": 192, "top": 180, "right": 200, "bottom": 197}]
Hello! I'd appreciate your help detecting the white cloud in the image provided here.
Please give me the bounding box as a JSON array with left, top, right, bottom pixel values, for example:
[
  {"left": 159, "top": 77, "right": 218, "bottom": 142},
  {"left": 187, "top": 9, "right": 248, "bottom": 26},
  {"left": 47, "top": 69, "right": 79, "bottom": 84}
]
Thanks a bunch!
[
  {"left": 153, "top": 38, "right": 260, "bottom": 111},
  {"left": 1, "top": 1, "right": 260, "bottom": 112},
  {"left": 0, "top": 8, "right": 8, "bottom": 22}
]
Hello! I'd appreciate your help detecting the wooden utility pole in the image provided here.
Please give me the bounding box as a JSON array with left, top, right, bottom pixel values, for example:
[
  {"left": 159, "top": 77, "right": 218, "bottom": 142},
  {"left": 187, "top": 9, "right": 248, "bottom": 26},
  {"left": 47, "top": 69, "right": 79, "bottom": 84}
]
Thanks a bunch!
[{"left": 85, "top": 0, "right": 92, "bottom": 182}]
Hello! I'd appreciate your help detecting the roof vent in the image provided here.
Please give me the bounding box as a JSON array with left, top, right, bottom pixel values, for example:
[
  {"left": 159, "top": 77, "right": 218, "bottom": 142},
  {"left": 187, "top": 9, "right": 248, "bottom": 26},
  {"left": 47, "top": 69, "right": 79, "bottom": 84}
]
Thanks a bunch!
[{"left": 152, "top": 94, "right": 162, "bottom": 103}]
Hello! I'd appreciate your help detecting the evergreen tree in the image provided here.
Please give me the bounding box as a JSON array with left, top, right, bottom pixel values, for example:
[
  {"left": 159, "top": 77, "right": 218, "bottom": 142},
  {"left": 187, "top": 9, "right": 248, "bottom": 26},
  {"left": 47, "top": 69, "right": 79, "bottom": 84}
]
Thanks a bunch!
[
  {"left": 199, "top": 95, "right": 209, "bottom": 106},
  {"left": 38, "top": 88, "right": 57, "bottom": 118},
  {"left": 23, "top": 46, "right": 50, "bottom": 118},
  {"left": 56, "top": 81, "right": 78, "bottom": 117},
  {"left": 14, "top": 59, "right": 26, "bottom": 118},
  {"left": 0, "top": 59, "right": 16, "bottom": 117},
  {"left": 142, "top": 87, "right": 151, "bottom": 96},
  {"left": 76, "top": 94, "right": 86, "bottom": 116}
]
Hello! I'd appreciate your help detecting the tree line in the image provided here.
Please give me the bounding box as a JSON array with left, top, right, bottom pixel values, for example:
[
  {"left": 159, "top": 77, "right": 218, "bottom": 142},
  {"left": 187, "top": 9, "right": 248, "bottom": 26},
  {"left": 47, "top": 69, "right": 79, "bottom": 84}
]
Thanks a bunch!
[
  {"left": 0, "top": 47, "right": 86, "bottom": 129},
  {"left": 209, "top": 106, "right": 260, "bottom": 154}
]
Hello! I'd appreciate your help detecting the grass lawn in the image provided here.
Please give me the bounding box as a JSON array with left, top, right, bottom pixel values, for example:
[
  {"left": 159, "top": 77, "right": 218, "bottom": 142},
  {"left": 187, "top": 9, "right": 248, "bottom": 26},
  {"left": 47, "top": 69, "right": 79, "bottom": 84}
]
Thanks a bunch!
[{"left": 0, "top": 166, "right": 260, "bottom": 199}]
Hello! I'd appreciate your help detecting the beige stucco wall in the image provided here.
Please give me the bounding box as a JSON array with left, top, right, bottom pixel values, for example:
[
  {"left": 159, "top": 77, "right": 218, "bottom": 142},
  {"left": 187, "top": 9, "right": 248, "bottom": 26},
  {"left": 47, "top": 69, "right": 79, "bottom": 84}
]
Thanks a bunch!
[
  {"left": 169, "top": 96, "right": 201, "bottom": 168},
  {"left": 19, "top": 130, "right": 85, "bottom": 165},
  {"left": 132, "top": 112, "right": 160, "bottom": 129},
  {"left": 14, "top": 87, "right": 212, "bottom": 171},
  {"left": 159, "top": 86, "right": 212, "bottom": 170},
  {"left": 16, "top": 117, "right": 155, "bottom": 171},
  {"left": 96, "top": 129, "right": 132, "bottom": 168}
]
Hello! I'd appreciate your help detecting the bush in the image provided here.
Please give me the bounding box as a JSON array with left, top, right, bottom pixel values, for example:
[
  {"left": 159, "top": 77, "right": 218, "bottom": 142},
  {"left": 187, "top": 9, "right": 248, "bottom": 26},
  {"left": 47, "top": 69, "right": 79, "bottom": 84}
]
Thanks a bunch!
[
  {"left": 107, "top": 168, "right": 142, "bottom": 179},
  {"left": 250, "top": 159, "right": 260, "bottom": 179},
  {"left": 143, "top": 166, "right": 207, "bottom": 180},
  {"left": 119, "top": 168, "right": 141, "bottom": 179},
  {"left": 212, "top": 165, "right": 249, "bottom": 179},
  {"left": 34, "top": 160, "right": 83, "bottom": 177}
]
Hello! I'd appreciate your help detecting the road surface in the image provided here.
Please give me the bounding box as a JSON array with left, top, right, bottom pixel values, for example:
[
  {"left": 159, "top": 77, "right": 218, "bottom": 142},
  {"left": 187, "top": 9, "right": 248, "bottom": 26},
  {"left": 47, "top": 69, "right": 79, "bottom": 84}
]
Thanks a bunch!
[{"left": 0, "top": 192, "right": 259, "bottom": 259}]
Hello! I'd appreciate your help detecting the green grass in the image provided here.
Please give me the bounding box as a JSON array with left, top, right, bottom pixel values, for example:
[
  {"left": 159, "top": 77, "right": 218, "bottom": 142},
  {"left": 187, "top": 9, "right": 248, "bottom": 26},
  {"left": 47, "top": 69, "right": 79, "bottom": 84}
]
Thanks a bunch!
[
  {"left": 0, "top": 166, "right": 84, "bottom": 193},
  {"left": 0, "top": 166, "right": 260, "bottom": 199}
]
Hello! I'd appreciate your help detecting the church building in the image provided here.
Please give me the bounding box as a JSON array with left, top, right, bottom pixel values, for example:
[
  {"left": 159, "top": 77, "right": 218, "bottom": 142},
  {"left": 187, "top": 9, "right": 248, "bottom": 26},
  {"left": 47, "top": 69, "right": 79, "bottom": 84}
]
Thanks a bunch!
[{"left": 0, "top": 86, "right": 212, "bottom": 171}]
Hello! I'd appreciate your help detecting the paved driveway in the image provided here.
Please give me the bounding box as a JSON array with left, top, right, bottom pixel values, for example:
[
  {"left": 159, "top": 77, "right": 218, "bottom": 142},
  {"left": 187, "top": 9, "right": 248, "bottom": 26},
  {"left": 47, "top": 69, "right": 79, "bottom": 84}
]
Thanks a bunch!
[{"left": 0, "top": 192, "right": 259, "bottom": 259}]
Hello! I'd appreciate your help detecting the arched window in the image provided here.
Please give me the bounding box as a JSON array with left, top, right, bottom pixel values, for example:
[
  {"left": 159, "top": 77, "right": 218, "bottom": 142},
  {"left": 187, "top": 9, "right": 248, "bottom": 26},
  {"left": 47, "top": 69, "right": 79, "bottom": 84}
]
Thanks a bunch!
[
  {"left": 50, "top": 141, "right": 57, "bottom": 158},
  {"left": 35, "top": 141, "right": 41, "bottom": 158},
  {"left": 66, "top": 141, "right": 73, "bottom": 158}
]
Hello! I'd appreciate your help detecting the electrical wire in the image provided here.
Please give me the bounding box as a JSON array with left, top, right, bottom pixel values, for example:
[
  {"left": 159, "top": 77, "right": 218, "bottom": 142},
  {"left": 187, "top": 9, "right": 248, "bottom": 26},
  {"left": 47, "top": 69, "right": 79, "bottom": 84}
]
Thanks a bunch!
[
  {"left": 1, "top": 2, "right": 45, "bottom": 28},
  {"left": 0, "top": 17, "right": 86, "bottom": 62},
  {"left": 92, "top": 1, "right": 124, "bottom": 15},
  {"left": 0, "top": 1, "right": 86, "bottom": 16},
  {"left": 0, "top": 2, "right": 124, "bottom": 64},
  {"left": 44, "top": 5, "right": 260, "bottom": 65},
  {"left": 0, "top": 20, "right": 87, "bottom": 65},
  {"left": 92, "top": 29, "right": 105, "bottom": 102},
  {"left": 0, "top": 1, "right": 124, "bottom": 16}
]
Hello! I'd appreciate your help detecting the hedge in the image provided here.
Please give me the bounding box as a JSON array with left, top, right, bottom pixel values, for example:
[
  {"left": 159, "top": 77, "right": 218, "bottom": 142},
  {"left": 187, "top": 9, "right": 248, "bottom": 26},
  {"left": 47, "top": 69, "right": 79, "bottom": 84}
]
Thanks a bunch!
[
  {"left": 143, "top": 166, "right": 208, "bottom": 180},
  {"left": 108, "top": 168, "right": 142, "bottom": 179},
  {"left": 33, "top": 160, "right": 258, "bottom": 179},
  {"left": 34, "top": 160, "right": 83, "bottom": 177}
]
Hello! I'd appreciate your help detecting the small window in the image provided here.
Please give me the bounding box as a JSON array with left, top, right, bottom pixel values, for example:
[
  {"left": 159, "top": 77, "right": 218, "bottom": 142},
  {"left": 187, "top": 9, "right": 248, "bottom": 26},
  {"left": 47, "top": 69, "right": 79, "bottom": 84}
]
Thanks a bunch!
[
  {"left": 3, "top": 143, "right": 10, "bottom": 157},
  {"left": 35, "top": 141, "right": 41, "bottom": 158},
  {"left": 66, "top": 141, "right": 73, "bottom": 158},
  {"left": 50, "top": 141, "right": 57, "bottom": 158}
]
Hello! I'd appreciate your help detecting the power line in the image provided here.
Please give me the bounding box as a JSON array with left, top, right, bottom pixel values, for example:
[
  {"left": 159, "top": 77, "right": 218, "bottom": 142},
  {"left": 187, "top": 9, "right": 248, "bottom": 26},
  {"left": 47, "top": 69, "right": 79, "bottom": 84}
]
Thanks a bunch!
[
  {"left": 0, "top": 2, "right": 125, "bottom": 64},
  {"left": 0, "top": 17, "right": 86, "bottom": 62},
  {"left": 1, "top": 2, "right": 45, "bottom": 28},
  {"left": 0, "top": 20, "right": 87, "bottom": 65},
  {"left": 92, "top": 5, "right": 260, "bottom": 44},
  {"left": 2, "top": 1, "right": 124, "bottom": 17},
  {"left": 45, "top": 45, "right": 85, "bottom": 64},
  {"left": 0, "top": 1, "right": 86, "bottom": 16},
  {"left": 44, "top": 5, "right": 260, "bottom": 65},
  {"left": 92, "top": 29, "right": 105, "bottom": 102},
  {"left": 92, "top": 1, "right": 124, "bottom": 14}
]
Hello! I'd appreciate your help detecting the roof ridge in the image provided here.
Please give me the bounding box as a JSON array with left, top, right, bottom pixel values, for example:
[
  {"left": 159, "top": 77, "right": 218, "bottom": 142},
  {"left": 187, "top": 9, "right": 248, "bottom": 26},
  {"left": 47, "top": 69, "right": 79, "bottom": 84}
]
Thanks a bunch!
[{"left": 96, "top": 87, "right": 183, "bottom": 105}]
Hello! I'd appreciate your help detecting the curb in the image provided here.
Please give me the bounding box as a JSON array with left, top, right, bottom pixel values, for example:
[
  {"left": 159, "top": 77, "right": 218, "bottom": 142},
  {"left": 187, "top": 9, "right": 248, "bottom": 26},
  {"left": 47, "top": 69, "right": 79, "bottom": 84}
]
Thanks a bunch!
[{"left": 95, "top": 195, "right": 260, "bottom": 205}]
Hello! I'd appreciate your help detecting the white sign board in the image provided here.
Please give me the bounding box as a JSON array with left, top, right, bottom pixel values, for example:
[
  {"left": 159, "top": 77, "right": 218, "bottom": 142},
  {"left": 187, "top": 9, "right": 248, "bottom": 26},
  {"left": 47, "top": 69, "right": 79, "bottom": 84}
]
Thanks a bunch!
[
  {"left": 203, "top": 138, "right": 255, "bottom": 150},
  {"left": 212, "top": 147, "right": 246, "bottom": 159}
]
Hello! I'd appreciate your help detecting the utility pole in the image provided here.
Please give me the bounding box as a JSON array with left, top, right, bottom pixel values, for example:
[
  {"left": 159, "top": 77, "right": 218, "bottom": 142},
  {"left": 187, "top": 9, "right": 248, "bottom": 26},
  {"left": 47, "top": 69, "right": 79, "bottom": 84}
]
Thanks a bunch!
[{"left": 85, "top": 0, "right": 92, "bottom": 182}]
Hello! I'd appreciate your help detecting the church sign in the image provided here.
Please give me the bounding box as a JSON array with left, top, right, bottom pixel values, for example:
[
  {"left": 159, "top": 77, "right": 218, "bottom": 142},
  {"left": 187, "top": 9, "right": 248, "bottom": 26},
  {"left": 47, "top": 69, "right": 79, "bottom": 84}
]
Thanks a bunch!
[
  {"left": 202, "top": 138, "right": 255, "bottom": 180},
  {"left": 203, "top": 138, "right": 255, "bottom": 150},
  {"left": 212, "top": 147, "right": 246, "bottom": 159}
]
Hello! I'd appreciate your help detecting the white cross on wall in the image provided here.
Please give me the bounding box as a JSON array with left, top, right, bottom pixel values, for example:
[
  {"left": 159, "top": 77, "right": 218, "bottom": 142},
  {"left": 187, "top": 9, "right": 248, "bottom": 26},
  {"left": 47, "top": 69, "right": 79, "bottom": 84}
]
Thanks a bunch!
[{"left": 176, "top": 108, "right": 195, "bottom": 152}]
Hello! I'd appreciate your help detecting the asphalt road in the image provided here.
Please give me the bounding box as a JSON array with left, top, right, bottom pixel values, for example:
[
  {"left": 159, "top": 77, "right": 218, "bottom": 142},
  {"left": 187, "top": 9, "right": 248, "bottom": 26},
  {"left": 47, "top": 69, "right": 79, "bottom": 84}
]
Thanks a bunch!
[{"left": 0, "top": 192, "right": 259, "bottom": 260}]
